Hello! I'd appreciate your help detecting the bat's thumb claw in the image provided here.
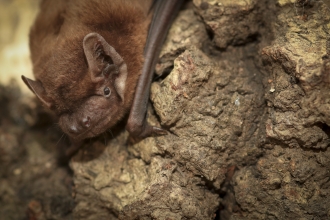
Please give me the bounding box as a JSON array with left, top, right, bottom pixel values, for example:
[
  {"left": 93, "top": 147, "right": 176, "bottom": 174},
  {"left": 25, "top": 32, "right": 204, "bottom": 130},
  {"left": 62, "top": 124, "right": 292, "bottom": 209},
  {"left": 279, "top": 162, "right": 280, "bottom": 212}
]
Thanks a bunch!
[
  {"left": 151, "top": 126, "right": 168, "bottom": 136},
  {"left": 126, "top": 121, "right": 167, "bottom": 139}
]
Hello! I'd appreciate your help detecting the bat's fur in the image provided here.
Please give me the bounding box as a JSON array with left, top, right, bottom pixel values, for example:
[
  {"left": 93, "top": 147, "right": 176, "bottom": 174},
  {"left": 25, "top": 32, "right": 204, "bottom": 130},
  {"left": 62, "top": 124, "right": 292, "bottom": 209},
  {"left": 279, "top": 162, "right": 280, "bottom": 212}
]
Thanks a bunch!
[{"left": 28, "top": 0, "right": 152, "bottom": 140}]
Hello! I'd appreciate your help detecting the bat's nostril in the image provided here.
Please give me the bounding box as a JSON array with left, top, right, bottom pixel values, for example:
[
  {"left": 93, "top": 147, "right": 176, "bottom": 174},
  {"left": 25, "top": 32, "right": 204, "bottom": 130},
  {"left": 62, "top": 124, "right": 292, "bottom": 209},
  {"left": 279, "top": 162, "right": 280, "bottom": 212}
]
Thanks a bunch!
[
  {"left": 69, "top": 125, "right": 79, "bottom": 134},
  {"left": 82, "top": 116, "right": 91, "bottom": 128}
]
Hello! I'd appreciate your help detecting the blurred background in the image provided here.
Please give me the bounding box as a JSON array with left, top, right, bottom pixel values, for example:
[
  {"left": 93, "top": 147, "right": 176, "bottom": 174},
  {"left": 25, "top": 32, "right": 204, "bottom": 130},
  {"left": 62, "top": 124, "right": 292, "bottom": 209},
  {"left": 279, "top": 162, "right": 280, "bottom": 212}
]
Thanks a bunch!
[
  {"left": 0, "top": 2, "right": 75, "bottom": 219},
  {"left": 0, "top": 0, "right": 39, "bottom": 94}
]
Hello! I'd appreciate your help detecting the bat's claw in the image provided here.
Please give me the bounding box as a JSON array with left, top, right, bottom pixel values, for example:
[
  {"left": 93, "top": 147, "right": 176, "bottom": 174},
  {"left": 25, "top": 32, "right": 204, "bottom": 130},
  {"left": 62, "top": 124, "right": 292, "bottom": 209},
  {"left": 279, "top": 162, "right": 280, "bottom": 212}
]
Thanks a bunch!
[
  {"left": 126, "top": 121, "right": 167, "bottom": 139},
  {"left": 151, "top": 126, "right": 167, "bottom": 136}
]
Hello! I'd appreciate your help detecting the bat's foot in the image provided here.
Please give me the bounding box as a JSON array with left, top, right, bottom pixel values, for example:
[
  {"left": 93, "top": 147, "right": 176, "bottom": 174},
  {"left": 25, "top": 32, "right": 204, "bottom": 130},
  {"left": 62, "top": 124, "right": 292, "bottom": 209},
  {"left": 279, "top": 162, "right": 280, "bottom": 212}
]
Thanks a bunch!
[{"left": 126, "top": 121, "right": 167, "bottom": 139}]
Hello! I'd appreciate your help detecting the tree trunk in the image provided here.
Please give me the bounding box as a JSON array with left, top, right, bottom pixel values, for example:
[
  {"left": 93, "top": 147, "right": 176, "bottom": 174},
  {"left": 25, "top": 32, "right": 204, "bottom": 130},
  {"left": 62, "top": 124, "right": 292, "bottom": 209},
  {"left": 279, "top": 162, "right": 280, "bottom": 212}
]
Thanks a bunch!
[
  {"left": 71, "top": 0, "right": 330, "bottom": 219},
  {"left": 1, "top": 0, "right": 330, "bottom": 219}
]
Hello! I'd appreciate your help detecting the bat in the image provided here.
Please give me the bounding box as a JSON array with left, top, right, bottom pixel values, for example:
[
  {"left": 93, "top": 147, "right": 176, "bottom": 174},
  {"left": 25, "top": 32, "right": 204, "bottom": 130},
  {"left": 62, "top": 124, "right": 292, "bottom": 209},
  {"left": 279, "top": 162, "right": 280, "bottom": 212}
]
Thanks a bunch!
[{"left": 22, "top": 0, "right": 183, "bottom": 149}]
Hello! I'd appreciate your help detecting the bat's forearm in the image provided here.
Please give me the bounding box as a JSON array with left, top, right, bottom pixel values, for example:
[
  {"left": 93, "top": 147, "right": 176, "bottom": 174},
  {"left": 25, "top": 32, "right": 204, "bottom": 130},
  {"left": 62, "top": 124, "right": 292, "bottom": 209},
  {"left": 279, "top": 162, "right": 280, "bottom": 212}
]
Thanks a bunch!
[{"left": 126, "top": 0, "right": 184, "bottom": 138}]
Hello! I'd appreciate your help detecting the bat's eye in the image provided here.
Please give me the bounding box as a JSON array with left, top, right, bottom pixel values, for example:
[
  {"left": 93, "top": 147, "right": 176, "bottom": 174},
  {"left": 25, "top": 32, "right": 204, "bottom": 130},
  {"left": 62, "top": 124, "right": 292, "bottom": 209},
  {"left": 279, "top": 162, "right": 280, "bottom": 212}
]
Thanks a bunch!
[{"left": 104, "top": 87, "right": 111, "bottom": 97}]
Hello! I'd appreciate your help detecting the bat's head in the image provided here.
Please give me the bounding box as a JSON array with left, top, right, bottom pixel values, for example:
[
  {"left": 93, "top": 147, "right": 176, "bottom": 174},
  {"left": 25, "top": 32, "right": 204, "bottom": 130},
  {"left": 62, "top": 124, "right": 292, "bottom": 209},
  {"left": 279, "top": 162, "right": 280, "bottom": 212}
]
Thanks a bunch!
[{"left": 22, "top": 33, "right": 130, "bottom": 141}]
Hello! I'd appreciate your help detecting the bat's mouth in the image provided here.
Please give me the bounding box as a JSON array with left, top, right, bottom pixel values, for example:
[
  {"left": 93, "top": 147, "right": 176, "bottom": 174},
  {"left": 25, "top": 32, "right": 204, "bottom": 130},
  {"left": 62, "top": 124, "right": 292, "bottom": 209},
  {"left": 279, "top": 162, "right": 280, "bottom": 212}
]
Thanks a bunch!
[
  {"left": 60, "top": 114, "right": 112, "bottom": 142},
  {"left": 69, "top": 128, "right": 97, "bottom": 140}
]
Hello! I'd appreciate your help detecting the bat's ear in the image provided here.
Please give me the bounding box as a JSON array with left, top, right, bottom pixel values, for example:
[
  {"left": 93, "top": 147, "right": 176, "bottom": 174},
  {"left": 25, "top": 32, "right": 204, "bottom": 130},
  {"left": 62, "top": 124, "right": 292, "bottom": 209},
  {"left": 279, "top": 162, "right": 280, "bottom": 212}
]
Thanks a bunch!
[
  {"left": 83, "top": 33, "right": 127, "bottom": 101},
  {"left": 21, "top": 75, "right": 53, "bottom": 108}
]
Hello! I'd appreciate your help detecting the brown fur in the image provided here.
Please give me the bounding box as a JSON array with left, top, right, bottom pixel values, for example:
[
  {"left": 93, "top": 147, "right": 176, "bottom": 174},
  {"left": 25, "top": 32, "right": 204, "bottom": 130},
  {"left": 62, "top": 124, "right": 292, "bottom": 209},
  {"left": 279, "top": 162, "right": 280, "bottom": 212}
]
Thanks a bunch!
[{"left": 28, "top": 0, "right": 153, "bottom": 140}]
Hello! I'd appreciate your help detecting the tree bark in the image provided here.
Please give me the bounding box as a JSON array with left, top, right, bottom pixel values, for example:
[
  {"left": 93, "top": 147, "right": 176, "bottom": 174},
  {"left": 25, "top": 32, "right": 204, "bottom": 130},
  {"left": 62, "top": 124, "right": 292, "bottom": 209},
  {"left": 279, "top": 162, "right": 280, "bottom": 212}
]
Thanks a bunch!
[
  {"left": 1, "top": 0, "right": 330, "bottom": 219},
  {"left": 72, "top": 0, "right": 330, "bottom": 219}
]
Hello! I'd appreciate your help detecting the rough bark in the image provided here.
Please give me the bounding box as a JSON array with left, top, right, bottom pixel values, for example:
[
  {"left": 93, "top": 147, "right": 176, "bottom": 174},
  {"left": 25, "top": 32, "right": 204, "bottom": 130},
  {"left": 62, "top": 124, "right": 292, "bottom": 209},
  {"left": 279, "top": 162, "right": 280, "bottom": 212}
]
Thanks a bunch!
[
  {"left": 1, "top": 0, "right": 330, "bottom": 219},
  {"left": 72, "top": 0, "right": 330, "bottom": 219}
]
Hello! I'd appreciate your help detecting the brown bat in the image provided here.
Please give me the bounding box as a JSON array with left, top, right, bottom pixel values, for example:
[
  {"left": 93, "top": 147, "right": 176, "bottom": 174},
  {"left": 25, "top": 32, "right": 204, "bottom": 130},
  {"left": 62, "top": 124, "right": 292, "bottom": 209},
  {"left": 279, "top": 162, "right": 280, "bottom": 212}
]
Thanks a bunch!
[{"left": 22, "top": 0, "right": 183, "bottom": 147}]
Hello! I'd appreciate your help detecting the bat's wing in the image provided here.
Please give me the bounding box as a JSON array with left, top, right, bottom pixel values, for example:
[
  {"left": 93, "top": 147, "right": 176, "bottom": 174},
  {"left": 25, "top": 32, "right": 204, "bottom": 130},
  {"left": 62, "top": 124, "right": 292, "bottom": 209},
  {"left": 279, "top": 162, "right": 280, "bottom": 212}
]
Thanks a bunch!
[{"left": 126, "top": 0, "right": 183, "bottom": 138}]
